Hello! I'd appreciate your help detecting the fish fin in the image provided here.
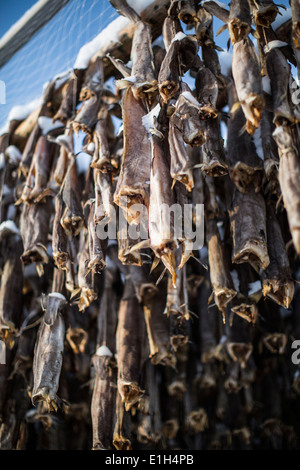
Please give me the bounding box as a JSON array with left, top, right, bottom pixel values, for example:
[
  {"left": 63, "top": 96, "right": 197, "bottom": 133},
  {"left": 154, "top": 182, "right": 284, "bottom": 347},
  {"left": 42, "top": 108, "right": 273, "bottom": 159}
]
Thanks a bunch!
[
  {"left": 127, "top": 239, "right": 151, "bottom": 253},
  {"left": 150, "top": 256, "right": 160, "bottom": 273},
  {"left": 216, "top": 24, "right": 228, "bottom": 36},
  {"left": 230, "top": 101, "right": 241, "bottom": 114}
]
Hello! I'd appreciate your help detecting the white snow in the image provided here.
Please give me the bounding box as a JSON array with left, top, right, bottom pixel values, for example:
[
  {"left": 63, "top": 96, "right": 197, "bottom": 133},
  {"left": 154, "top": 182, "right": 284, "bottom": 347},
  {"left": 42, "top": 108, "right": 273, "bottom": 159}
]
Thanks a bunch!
[
  {"left": 87, "top": 142, "right": 95, "bottom": 153},
  {"left": 181, "top": 91, "right": 200, "bottom": 107},
  {"left": 5, "top": 145, "right": 22, "bottom": 163},
  {"left": 96, "top": 345, "right": 113, "bottom": 357},
  {"left": 248, "top": 280, "right": 262, "bottom": 296},
  {"left": 142, "top": 103, "right": 161, "bottom": 134},
  {"left": 264, "top": 40, "right": 288, "bottom": 54},
  {"left": 38, "top": 116, "right": 64, "bottom": 135},
  {"left": 127, "top": 0, "right": 155, "bottom": 14},
  {"left": 74, "top": 16, "right": 130, "bottom": 69},
  {"left": 262, "top": 76, "right": 271, "bottom": 95},
  {"left": 0, "top": 220, "right": 20, "bottom": 236},
  {"left": 171, "top": 32, "right": 187, "bottom": 44},
  {"left": 0, "top": 98, "right": 41, "bottom": 136},
  {"left": 253, "top": 128, "right": 264, "bottom": 160},
  {"left": 219, "top": 51, "right": 232, "bottom": 77},
  {"left": 8, "top": 98, "right": 41, "bottom": 122},
  {"left": 53, "top": 69, "right": 73, "bottom": 90},
  {"left": 272, "top": 6, "right": 291, "bottom": 30},
  {"left": 49, "top": 292, "right": 66, "bottom": 301}
]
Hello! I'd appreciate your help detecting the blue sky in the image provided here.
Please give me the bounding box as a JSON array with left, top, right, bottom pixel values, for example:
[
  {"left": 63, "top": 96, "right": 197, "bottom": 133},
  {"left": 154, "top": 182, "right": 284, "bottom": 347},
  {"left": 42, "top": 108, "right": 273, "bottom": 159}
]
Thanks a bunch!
[
  {"left": 0, "top": 0, "right": 291, "bottom": 129},
  {"left": 0, "top": 0, "right": 37, "bottom": 38}
]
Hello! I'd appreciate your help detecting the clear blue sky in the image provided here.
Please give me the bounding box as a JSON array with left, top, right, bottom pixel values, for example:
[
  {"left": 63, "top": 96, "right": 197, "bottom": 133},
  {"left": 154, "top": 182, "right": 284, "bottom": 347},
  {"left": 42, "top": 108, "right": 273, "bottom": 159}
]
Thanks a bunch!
[
  {"left": 0, "top": 0, "right": 37, "bottom": 38},
  {"left": 0, "top": 0, "right": 291, "bottom": 129}
]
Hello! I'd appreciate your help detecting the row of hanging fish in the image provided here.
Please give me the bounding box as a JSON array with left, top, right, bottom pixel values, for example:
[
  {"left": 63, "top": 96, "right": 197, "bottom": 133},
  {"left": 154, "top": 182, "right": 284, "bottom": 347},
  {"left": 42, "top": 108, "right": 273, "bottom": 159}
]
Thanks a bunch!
[{"left": 1, "top": 0, "right": 300, "bottom": 450}]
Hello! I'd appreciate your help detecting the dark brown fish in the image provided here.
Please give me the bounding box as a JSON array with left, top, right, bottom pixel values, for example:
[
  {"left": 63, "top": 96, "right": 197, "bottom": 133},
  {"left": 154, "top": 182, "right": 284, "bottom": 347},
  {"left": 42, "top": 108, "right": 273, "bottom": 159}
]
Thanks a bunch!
[
  {"left": 227, "top": 82, "right": 264, "bottom": 193},
  {"left": 52, "top": 193, "right": 70, "bottom": 271},
  {"left": 20, "top": 197, "right": 52, "bottom": 272},
  {"left": 198, "top": 117, "right": 228, "bottom": 177},
  {"left": 0, "top": 236, "right": 23, "bottom": 348},
  {"left": 262, "top": 205, "right": 294, "bottom": 308},
  {"left": 91, "top": 352, "right": 117, "bottom": 450},
  {"left": 116, "top": 278, "right": 147, "bottom": 411},
  {"left": 113, "top": 392, "right": 132, "bottom": 450},
  {"left": 18, "top": 136, "right": 56, "bottom": 204},
  {"left": 19, "top": 124, "right": 41, "bottom": 177},
  {"left": 248, "top": 0, "right": 278, "bottom": 27},
  {"left": 207, "top": 218, "right": 237, "bottom": 317},
  {"left": 169, "top": 0, "right": 197, "bottom": 24},
  {"left": 114, "top": 88, "right": 151, "bottom": 224},
  {"left": 232, "top": 37, "right": 265, "bottom": 135},
  {"left": 291, "top": 0, "right": 300, "bottom": 48},
  {"left": 228, "top": 0, "right": 251, "bottom": 44},
  {"left": 229, "top": 187, "right": 270, "bottom": 270},
  {"left": 158, "top": 34, "right": 199, "bottom": 103},
  {"left": 53, "top": 70, "right": 85, "bottom": 124},
  {"left": 32, "top": 291, "right": 67, "bottom": 412},
  {"left": 273, "top": 124, "right": 300, "bottom": 254},
  {"left": 60, "top": 158, "right": 84, "bottom": 238}
]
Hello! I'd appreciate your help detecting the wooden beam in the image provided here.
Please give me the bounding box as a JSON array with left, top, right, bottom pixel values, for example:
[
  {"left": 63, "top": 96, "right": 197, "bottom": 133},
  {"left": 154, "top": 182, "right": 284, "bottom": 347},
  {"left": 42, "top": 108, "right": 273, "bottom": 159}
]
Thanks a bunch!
[{"left": 0, "top": 0, "right": 71, "bottom": 69}]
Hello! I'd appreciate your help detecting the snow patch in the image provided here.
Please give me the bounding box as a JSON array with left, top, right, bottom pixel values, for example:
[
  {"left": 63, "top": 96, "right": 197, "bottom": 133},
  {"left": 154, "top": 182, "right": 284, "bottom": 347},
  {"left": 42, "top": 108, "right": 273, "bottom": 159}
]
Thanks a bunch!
[
  {"left": 127, "top": 0, "right": 155, "bottom": 14},
  {"left": 38, "top": 116, "right": 64, "bottom": 135},
  {"left": 49, "top": 292, "right": 66, "bottom": 301},
  {"left": 74, "top": 16, "right": 130, "bottom": 69},
  {"left": 264, "top": 40, "right": 288, "bottom": 54},
  {"left": 96, "top": 345, "right": 113, "bottom": 357},
  {"left": 181, "top": 91, "right": 200, "bottom": 107},
  {"left": 142, "top": 103, "right": 161, "bottom": 134},
  {"left": 171, "top": 32, "right": 187, "bottom": 43},
  {"left": 8, "top": 98, "right": 41, "bottom": 122},
  {"left": 0, "top": 220, "right": 20, "bottom": 236},
  {"left": 5, "top": 145, "right": 22, "bottom": 164}
]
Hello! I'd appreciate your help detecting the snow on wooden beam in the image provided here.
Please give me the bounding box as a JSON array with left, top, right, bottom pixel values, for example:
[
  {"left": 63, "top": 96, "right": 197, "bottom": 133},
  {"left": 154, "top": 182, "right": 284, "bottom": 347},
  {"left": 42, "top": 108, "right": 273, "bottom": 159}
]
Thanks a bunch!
[{"left": 0, "top": 0, "right": 71, "bottom": 68}]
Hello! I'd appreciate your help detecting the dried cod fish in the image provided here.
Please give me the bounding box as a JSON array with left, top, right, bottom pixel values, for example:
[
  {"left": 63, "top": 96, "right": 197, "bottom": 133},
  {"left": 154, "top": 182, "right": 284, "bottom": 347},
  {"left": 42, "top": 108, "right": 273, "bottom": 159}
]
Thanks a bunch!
[
  {"left": 158, "top": 32, "right": 199, "bottom": 103},
  {"left": 248, "top": 0, "right": 278, "bottom": 27},
  {"left": 227, "top": 82, "right": 264, "bottom": 193},
  {"left": 114, "top": 88, "right": 151, "bottom": 225},
  {"left": 18, "top": 136, "right": 56, "bottom": 204},
  {"left": 116, "top": 278, "right": 147, "bottom": 411},
  {"left": 52, "top": 193, "right": 70, "bottom": 271},
  {"left": 207, "top": 218, "right": 237, "bottom": 317},
  {"left": 262, "top": 205, "right": 294, "bottom": 308},
  {"left": 53, "top": 70, "right": 85, "bottom": 124},
  {"left": 60, "top": 158, "right": 84, "bottom": 237},
  {"left": 91, "top": 348, "right": 117, "bottom": 450},
  {"left": 0, "top": 236, "right": 23, "bottom": 347},
  {"left": 20, "top": 197, "right": 52, "bottom": 272},
  {"left": 229, "top": 187, "right": 270, "bottom": 270},
  {"left": 232, "top": 37, "right": 265, "bottom": 135},
  {"left": 32, "top": 288, "right": 67, "bottom": 412},
  {"left": 228, "top": 0, "right": 251, "bottom": 44},
  {"left": 273, "top": 124, "right": 300, "bottom": 254}
]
